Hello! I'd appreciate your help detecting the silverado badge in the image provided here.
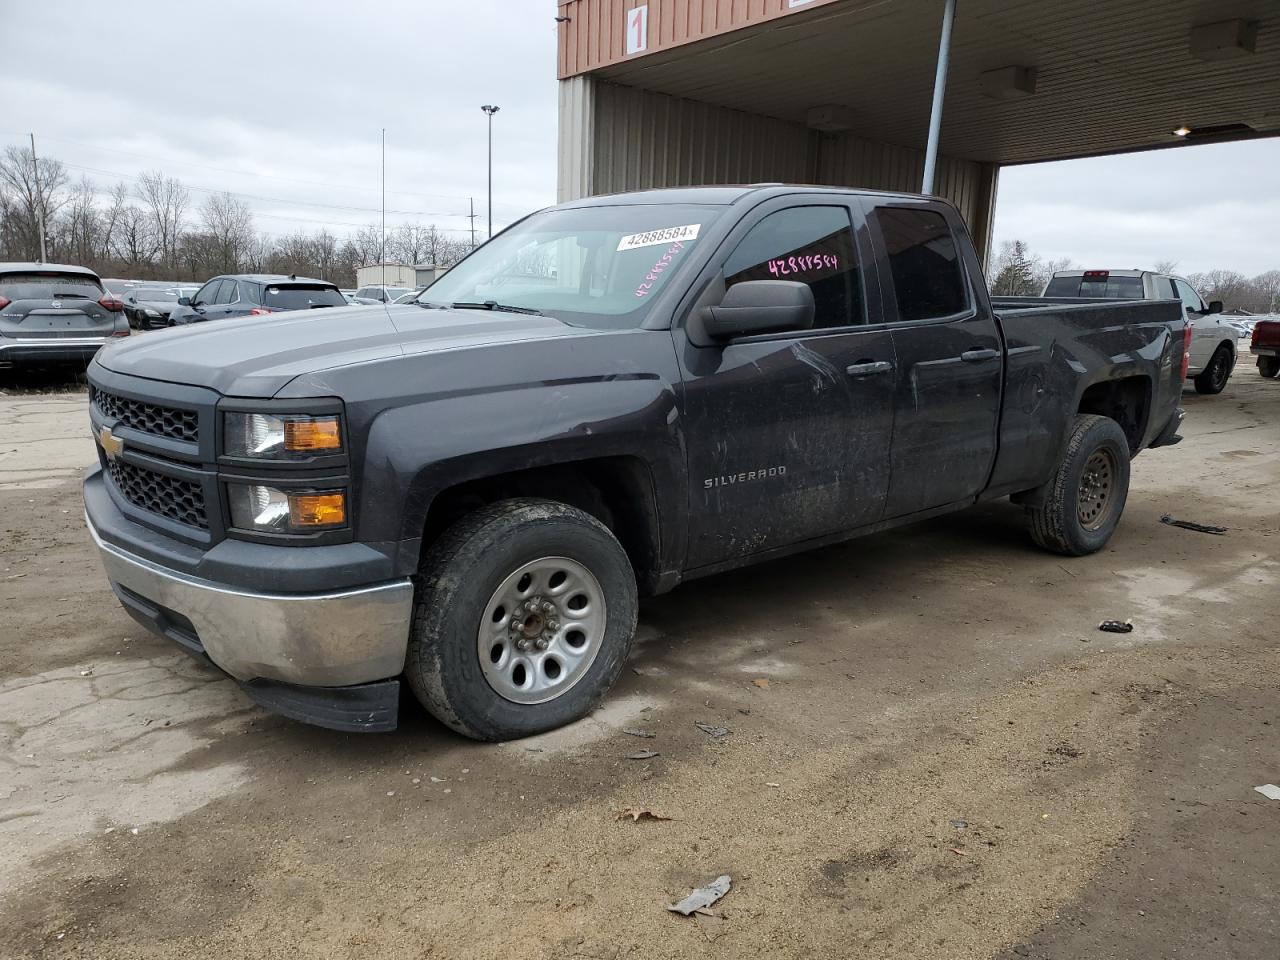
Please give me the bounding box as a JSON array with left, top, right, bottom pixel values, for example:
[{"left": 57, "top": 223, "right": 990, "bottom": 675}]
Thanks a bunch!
[{"left": 99, "top": 426, "right": 124, "bottom": 460}]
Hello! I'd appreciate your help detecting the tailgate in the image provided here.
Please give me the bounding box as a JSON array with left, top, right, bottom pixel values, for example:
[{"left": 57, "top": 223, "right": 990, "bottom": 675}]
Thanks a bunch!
[
  {"left": 0, "top": 271, "right": 115, "bottom": 340},
  {"left": 1253, "top": 321, "right": 1280, "bottom": 350}
]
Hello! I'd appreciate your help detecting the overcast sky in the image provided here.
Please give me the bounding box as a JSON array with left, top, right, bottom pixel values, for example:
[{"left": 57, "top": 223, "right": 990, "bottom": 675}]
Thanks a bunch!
[{"left": 2, "top": 0, "right": 1276, "bottom": 278}]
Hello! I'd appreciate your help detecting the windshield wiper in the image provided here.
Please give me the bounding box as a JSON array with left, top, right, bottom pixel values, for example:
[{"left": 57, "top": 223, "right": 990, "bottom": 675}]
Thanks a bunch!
[{"left": 450, "top": 300, "right": 544, "bottom": 317}]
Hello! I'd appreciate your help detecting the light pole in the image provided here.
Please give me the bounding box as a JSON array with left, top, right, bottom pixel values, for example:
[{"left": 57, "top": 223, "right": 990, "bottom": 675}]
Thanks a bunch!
[{"left": 481, "top": 104, "right": 500, "bottom": 239}]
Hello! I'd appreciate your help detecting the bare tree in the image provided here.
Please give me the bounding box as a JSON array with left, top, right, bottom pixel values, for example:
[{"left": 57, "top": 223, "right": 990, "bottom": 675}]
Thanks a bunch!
[
  {"left": 200, "top": 191, "right": 254, "bottom": 274},
  {"left": 63, "top": 176, "right": 102, "bottom": 266},
  {"left": 136, "top": 171, "right": 189, "bottom": 272},
  {"left": 1153, "top": 259, "right": 1179, "bottom": 275},
  {"left": 111, "top": 202, "right": 157, "bottom": 273},
  {"left": 0, "top": 145, "right": 69, "bottom": 260}
]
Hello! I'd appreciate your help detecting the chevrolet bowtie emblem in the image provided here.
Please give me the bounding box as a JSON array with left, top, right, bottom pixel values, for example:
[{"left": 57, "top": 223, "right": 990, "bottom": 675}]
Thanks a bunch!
[{"left": 99, "top": 425, "right": 124, "bottom": 460}]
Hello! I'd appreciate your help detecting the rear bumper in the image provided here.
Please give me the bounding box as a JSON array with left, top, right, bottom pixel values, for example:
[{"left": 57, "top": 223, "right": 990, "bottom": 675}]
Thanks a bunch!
[
  {"left": 1252, "top": 346, "right": 1278, "bottom": 358},
  {"left": 0, "top": 336, "right": 114, "bottom": 365}
]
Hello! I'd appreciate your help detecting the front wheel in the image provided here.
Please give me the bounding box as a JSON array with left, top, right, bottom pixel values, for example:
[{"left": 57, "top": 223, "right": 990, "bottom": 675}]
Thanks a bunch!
[
  {"left": 1259, "top": 356, "right": 1280, "bottom": 379},
  {"left": 404, "top": 498, "right": 638, "bottom": 741},
  {"left": 1026, "top": 414, "right": 1131, "bottom": 556},
  {"left": 1194, "top": 344, "right": 1233, "bottom": 394}
]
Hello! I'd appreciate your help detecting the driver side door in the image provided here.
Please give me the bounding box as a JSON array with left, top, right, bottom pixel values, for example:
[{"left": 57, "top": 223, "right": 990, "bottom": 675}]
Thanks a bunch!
[{"left": 674, "top": 199, "right": 897, "bottom": 571}]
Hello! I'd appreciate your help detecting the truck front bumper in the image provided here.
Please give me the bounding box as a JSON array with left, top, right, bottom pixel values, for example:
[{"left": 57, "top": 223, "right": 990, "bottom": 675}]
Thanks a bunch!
[{"left": 86, "top": 504, "right": 415, "bottom": 733}]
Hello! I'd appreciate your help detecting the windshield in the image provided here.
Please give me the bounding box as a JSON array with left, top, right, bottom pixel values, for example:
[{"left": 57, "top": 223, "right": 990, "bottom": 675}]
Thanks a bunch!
[
  {"left": 137, "top": 289, "right": 181, "bottom": 302},
  {"left": 1044, "top": 274, "right": 1144, "bottom": 299},
  {"left": 262, "top": 284, "right": 346, "bottom": 309},
  {"left": 417, "top": 203, "right": 724, "bottom": 328}
]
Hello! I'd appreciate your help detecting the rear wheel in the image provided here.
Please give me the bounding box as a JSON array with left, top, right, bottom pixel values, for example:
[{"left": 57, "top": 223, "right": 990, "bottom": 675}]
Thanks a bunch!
[
  {"left": 1026, "top": 414, "right": 1131, "bottom": 556},
  {"left": 1193, "top": 344, "right": 1233, "bottom": 394},
  {"left": 404, "top": 498, "right": 638, "bottom": 741},
  {"left": 1259, "top": 356, "right": 1280, "bottom": 379}
]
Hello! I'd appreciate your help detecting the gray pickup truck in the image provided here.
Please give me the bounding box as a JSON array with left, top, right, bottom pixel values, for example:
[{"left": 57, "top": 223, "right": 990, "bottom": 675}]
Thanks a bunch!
[{"left": 83, "top": 186, "right": 1187, "bottom": 739}]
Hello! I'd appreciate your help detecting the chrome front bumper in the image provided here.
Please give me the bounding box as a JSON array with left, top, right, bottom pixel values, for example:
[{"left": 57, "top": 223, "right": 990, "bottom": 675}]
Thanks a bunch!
[{"left": 87, "top": 518, "right": 414, "bottom": 687}]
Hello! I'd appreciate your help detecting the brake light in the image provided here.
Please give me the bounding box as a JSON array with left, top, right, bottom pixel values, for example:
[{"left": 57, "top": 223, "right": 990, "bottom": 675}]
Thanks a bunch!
[
  {"left": 0, "top": 296, "right": 10, "bottom": 311},
  {"left": 1083, "top": 270, "right": 1109, "bottom": 280},
  {"left": 249, "top": 307, "right": 276, "bottom": 316},
  {"left": 111, "top": 329, "right": 131, "bottom": 337},
  {"left": 98, "top": 295, "right": 124, "bottom": 312},
  {"left": 1181, "top": 322, "right": 1193, "bottom": 380},
  {"left": 1252, "top": 325, "right": 1261, "bottom": 347}
]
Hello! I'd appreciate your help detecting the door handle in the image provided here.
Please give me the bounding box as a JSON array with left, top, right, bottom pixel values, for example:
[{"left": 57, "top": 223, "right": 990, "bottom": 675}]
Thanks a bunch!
[
  {"left": 845, "top": 360, "right": 893, "bottom": 377},
  {"left": 960, "top": 348, "right": 1000, "bottom": 363}
]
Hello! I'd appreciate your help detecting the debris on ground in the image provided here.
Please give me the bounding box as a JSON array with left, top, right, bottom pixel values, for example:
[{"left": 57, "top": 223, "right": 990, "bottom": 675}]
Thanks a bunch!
[
  {"left": 1254, "top": 784, "right": 1280, "bottom": 801},
  {"left": 695, "top": 911, "right": 726, "bottom": 941},
  {"left": 626, "top": 749, "right": 660, "bottom": 760},
  {"left": 616, "top": 807, "right": 672, "bottom": 823},
  {"left": 751, "top": 678, "right": 770, "bottom": 689},
  {"left": 1098, "top": 620, "right": 1134, "bottom": 634},
  {"left": 1160, "top": 514, "right": 1227, "bottom": 535},
  {"left": 667, "top": 875, "right": 732, "bottom": 915},
  {"left": 949, "top": 847, "right": 967, "bottom": 856},
  {"left": 623, "top": 727, "right": 656, "bottom": 738},
  {"left": 950, "top": 819, "right": 968, "bottom": 829},
  {"left": 695, "top": 722, "right": 731, "bottom": 739}
]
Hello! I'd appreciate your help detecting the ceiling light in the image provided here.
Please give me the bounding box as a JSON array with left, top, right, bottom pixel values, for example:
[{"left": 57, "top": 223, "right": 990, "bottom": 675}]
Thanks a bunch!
[{"left": 1173, "top": 126, "right": 1191, "bottom": 137}]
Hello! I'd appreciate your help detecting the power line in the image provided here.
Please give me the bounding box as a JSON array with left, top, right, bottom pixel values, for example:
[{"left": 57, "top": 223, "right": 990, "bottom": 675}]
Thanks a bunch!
[{"left": 0, "top": 130, "right": 523, "bottom": 209}]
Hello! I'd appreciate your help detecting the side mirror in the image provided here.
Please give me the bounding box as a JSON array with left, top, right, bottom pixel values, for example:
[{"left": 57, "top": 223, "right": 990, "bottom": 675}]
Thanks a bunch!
[
  {"left": 1208, "top": 300, "right": 1224, "bottom": 314},
  {"left": 699, "top": 280, "right": 815, "bottom": 339},
  {"left": 178, "top": 296, "right": 192, "bottom": 306}
]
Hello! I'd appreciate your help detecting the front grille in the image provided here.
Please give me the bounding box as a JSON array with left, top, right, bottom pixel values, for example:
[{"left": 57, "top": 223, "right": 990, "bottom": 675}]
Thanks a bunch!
[
  {"left": 93, "top": 387, "right": 199, "bottom": 443},
  {"left": 107, "top": 459, "right": 208, "bottom": 530}
]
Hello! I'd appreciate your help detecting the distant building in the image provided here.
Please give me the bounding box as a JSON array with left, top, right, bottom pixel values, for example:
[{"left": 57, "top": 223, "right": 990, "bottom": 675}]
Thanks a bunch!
[{"left": 355, "top": 263, "right": 451, "bottom": 290}]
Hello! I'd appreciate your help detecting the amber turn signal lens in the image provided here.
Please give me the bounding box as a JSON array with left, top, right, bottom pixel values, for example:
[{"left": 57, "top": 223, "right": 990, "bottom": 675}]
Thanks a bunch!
[
  {"left": 284, "top": 417, "right": 341, "bottom": 452},
  {"left": 287, "top": 492, "right": 346, "bottom": 528}
]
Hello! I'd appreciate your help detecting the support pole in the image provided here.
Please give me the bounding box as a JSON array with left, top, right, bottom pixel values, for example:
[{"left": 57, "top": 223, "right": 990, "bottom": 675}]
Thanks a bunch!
[
  {"left": 921, "top": 0, "right": 956, "bottom": 196},
  {"left": 381, "top": 128, "right": 386, "bottom": 291}
]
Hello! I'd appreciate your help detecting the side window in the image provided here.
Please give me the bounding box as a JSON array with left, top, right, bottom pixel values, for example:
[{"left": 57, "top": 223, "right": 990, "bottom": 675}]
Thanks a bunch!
[
  {"left": 1157, "top": 276, "right": 1179, "bottom": 299},
  {"left": 212, "top": 280, "right": 235, "bottom": 305},
  {"left": 238, "top": 281, "right": 257, "bottom": 304},
  {"left": 193, "top": 280, "right": 219, "bottom": 306},
  {"left": 724, "top": 206, "right": 862, "bottom": 330},
  {"left": 1175, "top": 280, "right": 1203, "bottom": 314},
  {"left": 870, "top": 206, "right": 969, "bottom": 322}
]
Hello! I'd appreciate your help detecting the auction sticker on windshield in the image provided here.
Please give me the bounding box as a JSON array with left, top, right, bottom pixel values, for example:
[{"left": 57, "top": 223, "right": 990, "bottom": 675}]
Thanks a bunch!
[{"left": 617, "top": 224, "right": 701, "bottom": 251}]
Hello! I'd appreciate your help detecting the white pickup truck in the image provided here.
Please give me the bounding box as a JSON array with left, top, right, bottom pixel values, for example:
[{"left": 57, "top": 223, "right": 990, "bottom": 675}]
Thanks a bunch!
[{"left": 1044, "top": 269, "right": 1238, "bottom": 395}]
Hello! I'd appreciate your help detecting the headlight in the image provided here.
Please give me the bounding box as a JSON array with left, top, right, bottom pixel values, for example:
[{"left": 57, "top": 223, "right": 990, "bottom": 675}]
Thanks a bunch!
[
  {"left": 227, "top": 484, "right": 347, "bottom": 533},
  {"left": 143, "top": 308, "right": 160, "bottom": 316},
  {"left": 224, "top": 413, "right": 342, "bottom": 460}
]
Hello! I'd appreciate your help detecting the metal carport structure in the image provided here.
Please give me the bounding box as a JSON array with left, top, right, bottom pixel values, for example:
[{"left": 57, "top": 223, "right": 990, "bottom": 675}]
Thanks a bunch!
[{"left": 555, "top": 0, "right": 1280, "bottom": 262}]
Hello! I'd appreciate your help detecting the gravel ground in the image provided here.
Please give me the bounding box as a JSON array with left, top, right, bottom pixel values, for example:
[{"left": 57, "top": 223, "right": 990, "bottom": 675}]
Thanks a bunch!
[{"left": 0, "top": 366, "right": 1277, "bottom": 959}]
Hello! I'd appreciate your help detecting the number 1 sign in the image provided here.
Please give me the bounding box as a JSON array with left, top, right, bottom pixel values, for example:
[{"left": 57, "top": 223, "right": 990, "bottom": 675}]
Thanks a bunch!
[{"left": 626, "top": 4, "right": 648, "bottom": 56}]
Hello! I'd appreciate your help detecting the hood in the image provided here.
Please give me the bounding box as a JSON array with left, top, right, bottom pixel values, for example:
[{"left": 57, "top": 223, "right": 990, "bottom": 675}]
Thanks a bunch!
[{"left": 95, "top": 303, "right": 601, "bottom": 397}]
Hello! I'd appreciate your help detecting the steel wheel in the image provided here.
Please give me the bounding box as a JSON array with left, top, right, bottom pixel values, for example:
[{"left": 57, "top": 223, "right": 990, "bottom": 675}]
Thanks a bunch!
[
  {"left": 1077, "top": 449, "right": 1116, "bottom": 531},
  {"left": 477, "top": 556, "right": 607, "bottom": 705},
  {"left": 1209, "top": 350, "right": 1229, "bottom": 390}
]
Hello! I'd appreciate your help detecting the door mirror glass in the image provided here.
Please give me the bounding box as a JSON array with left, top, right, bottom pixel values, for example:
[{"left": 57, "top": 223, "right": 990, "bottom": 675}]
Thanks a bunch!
[
  {"left": 1208, "top": 300, "right": 1224, "bottom": 314},
  {"left": 700, "top": 280, "right": 814, "bottom": 339},
  {"left": 178, "top": 296, "right": 192, "bottom": 306}
]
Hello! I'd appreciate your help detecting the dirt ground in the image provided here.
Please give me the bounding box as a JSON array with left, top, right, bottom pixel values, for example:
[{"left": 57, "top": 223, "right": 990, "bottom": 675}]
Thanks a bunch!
[{"left": 1, "top": 365, "right": 1277, "bottom": 959}]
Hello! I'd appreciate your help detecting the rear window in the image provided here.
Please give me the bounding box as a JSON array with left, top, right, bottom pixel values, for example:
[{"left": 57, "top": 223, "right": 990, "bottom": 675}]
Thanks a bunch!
[
  {"left": 262, "top": 284, "right": 346, "bottom": 309},
  {"left": 0, "top": 272, "right": 103, "bottom": 300},
  {"left": 870, "top": 207, "right": 969, "bottom": 322},
  {"left": 1044, "top": 275, "right": 1145, "bottom": 299}
]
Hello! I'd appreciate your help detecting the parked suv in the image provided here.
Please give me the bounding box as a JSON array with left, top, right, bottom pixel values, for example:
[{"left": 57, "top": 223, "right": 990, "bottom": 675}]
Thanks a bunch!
[
  {"left": 169, "top": 275, "right": 346, "bottom": 325},
  {"left": 0, "top": 263, "right": 129, "bottom": 369},
  {"left": 1044, "top": 269, "right": 1237, "bottom": 394}
]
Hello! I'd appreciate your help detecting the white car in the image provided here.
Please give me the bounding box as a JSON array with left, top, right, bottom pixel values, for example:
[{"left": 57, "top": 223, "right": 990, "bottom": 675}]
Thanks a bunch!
[{"left": 1044, "top": 269, "right": 1238, "bottom": 395}]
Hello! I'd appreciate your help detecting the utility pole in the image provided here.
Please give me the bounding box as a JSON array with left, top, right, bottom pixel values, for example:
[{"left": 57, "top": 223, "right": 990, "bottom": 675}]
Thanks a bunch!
[
  {"left": 381, "top": 128, "right": 386, "bottom": 290},
  {"left": 29, "top": 133, "right": 48, "bottom": 263},
  {"left": 481, "top": 105, "right": 500, "bottom": 239},
  {"left": 468, "top": 197, "right": 478, "bottom": 250}
]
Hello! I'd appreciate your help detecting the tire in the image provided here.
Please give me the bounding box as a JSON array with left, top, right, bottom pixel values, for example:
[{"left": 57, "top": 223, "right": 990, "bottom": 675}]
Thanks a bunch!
[
  {"left": 1193, "top": 344, "right": 1232, "bottom": 394},
  {"left": 1026, "top": 414, "right": 1131, "bottom": 557},
  {"left": 404, "top": 498, "right": 638, "bottom": 741},
  {"left": 1259, "top": 356, "right": 1280, "bottom": 379}
]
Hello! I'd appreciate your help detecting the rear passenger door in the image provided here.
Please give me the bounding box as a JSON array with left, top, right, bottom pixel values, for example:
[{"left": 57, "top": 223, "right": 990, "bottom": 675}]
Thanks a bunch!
[
  {"left": 676, "top": 198, "right": 897, "bottom": 569},
  {"left": 864, "top": 201, "right": 1002, "bottom": 518}
]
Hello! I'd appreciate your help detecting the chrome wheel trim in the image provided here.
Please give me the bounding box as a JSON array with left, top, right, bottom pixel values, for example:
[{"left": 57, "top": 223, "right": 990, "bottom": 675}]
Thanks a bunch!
[
  {"left": 476, "top": 556, "right": 607, "bottom": 705},
  {"left": 1077, "top": 448, "right": 1117, "bottom": 531}
]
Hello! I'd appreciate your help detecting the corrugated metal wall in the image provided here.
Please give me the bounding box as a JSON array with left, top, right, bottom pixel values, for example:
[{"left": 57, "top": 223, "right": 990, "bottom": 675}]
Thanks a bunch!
[
  {"left": 563, "top": 78, "right": 999, "bottom": 258},
  {"left": 557, "top": 0, "right": 843, "bottom": 79}
]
